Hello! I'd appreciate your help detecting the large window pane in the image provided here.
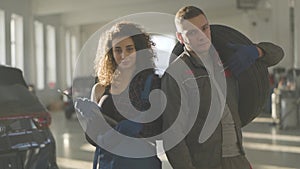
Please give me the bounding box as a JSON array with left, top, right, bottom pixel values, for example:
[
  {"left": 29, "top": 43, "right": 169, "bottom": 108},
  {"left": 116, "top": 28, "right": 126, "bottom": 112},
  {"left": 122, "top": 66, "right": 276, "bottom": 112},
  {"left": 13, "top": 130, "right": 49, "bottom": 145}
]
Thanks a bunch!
[
  {"left": 65, "top": 31, "right": 72, "bottom": 87},
  {"left": 151, "top": 34, "right": 176, "bottom": 76},
  {"left": 71, "top": 35, "right": 78, "bottom": 71},
  {"left": 46, "top": 25, "right": 56, "bottom": 88},
  {"left": 10, "top": 14, "right": 24, "bottom": 70},
  {"left": 34, "top": 21, "right": 45, "bottom": 90},
  {"left": 0, "top": 10, "right": 5, "bottom": 64}
]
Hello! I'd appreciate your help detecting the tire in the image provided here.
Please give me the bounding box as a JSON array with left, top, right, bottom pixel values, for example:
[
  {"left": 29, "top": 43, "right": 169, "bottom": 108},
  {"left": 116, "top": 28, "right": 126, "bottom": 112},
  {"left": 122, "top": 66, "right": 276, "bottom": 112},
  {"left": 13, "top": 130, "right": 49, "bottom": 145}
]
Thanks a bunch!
[{"left": 211, "top": 25, "right": 270, "bottom": 126}]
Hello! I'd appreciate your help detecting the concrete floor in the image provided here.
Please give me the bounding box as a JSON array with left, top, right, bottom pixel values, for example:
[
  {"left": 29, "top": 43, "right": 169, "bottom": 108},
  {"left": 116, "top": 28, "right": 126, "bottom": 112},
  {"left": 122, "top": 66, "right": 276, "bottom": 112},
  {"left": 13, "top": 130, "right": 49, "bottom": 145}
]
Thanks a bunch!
[{"left": 49, "top": 111, "right": 300, "bottom": 169}]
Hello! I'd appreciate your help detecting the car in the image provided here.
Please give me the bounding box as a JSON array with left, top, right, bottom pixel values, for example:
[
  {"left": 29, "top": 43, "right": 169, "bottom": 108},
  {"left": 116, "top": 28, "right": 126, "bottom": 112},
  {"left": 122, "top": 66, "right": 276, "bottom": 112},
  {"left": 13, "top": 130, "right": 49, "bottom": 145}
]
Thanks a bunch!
[
  {"left": 0, "top": 65, "right": 59, "bottom": 169},
  {"left": 59, "top": 87, "right": 75, "bottom": 119},
  {"left": 72, "top": 76, "right": 95, "bottom": 99},
  {"left": 59, "top": 76, "right": 95, "bottom": 119}
]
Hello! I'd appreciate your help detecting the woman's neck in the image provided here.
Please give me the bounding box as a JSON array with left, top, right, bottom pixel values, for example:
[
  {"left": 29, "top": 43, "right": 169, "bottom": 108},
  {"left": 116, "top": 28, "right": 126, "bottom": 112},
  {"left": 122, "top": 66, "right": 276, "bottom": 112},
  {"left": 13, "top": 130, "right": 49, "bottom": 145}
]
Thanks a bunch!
[
  {"left": 120, "top": 66, "right": 135, "bottom": 79},
  {"left": 110, "top": 66, "right": 135, "bottom": 94}
]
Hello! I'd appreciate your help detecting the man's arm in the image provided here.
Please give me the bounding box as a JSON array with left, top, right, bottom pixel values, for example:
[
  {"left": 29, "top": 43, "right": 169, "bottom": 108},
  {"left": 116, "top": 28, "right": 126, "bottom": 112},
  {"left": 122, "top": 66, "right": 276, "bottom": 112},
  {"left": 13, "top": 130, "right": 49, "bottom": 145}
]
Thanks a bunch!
[
  {"left": 256, "top": 42, "right": 284, "bottom": 67},
  {"left": 226, "top": 42, "right": 284, "bottom": 77},
  {"left": 161, "top": 72, "right": 196, "bottom": 169}
]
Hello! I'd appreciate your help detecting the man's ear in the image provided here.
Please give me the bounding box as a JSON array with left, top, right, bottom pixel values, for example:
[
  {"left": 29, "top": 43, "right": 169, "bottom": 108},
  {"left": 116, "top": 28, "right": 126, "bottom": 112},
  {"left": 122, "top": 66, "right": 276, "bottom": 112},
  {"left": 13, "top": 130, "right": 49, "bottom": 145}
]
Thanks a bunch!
[{"left": 176, "top": 32, "right": 184, "bottom": 44}]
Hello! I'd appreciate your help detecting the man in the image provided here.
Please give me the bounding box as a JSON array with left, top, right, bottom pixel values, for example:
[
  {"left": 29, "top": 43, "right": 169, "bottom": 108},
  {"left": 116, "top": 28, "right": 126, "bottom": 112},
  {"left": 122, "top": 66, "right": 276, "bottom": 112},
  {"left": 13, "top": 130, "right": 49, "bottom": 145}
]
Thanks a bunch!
[{"left": 161, "top": 6, "right": 284, "bottom": 169}]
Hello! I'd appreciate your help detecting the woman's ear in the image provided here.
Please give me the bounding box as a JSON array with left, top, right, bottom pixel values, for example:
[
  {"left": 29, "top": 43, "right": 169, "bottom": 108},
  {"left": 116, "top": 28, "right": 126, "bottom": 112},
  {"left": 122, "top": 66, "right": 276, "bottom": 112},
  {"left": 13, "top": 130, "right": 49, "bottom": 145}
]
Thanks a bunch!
[{"left": 176, "top": 32, "right": 184, "bottom": 44}]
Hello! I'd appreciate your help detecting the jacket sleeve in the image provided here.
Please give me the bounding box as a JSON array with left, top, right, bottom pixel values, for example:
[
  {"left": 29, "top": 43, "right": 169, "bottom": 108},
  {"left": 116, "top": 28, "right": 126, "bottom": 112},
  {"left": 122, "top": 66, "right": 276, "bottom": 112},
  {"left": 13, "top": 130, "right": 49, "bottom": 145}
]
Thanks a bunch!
[
  {"left": 161, "top": 72, "right": 197, "bottom": 169},
  {"left": 256, "top": 42, "right": 284, "bottom": 67}
]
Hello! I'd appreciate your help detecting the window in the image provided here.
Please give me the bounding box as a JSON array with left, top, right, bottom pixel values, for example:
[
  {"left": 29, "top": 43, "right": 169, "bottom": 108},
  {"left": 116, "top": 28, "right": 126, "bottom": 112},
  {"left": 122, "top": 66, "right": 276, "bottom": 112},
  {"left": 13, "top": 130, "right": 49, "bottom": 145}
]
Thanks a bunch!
[
  {"left": 65, "top": 31, "right": 72, "bottom": 87},
  {"left": 71, "top": 35, "right": 78, "bottom": 70},
  {"left": 46, "top": 25, "right": 56, "bottom": 88},
  {"left": 0, "top": 10, "right": 5, "bottom": 64},
  {"left": 151, "top": 34, "right": 176, "bottom": 76},
  {"left": 65, "top": 31, "right": 79, "bottom": 87},
  {"left": 237, "top": 0, "right": 259, "bottom": 10},
  {"left": 10, "top": 14, "right": 24, "bottom": 70},
  {"left": 34, "top": 21, "right": 45, "bottom": 90}
]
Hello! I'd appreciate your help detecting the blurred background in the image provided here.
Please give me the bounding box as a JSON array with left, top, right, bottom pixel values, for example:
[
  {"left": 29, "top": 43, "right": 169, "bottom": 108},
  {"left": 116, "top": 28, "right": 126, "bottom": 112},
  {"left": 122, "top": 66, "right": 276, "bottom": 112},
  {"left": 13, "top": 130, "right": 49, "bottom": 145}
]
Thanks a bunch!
[{"left": 1, "top": 0, "right": 300, "bottom": 168}]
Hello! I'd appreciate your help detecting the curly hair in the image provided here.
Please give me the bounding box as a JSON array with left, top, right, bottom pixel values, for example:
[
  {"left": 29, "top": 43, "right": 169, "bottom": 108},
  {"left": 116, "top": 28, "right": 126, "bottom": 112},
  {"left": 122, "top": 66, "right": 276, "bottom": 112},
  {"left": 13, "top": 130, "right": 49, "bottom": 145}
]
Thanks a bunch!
[{"left": 94, "top": 22, "right": 155, "bottom": 87}]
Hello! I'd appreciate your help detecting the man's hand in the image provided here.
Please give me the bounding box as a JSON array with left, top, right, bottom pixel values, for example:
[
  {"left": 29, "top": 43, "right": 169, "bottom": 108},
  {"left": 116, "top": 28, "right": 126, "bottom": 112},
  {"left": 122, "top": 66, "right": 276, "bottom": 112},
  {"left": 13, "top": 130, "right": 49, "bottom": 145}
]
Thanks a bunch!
[
  {"left": 225, "top": 43, "right": 259, "bottom": 77},
  {"left": 115, "top": 120, "right": 143, "bottom": 137}
]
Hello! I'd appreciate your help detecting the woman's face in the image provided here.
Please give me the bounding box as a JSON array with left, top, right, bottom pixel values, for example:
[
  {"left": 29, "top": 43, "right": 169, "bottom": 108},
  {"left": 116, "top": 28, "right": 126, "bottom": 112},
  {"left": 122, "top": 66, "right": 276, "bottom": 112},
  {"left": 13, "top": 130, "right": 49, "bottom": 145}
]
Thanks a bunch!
[{"left": 112, "top": 36, "right": 137, "bottom": 70}]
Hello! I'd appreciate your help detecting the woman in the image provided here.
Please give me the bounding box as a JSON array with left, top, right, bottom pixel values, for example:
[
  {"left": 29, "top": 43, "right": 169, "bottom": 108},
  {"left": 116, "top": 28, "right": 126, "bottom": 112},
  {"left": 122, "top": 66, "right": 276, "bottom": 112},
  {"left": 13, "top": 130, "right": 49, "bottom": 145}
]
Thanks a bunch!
[{"left": 89, "top": 22, "right": 162, "bottom": 169}]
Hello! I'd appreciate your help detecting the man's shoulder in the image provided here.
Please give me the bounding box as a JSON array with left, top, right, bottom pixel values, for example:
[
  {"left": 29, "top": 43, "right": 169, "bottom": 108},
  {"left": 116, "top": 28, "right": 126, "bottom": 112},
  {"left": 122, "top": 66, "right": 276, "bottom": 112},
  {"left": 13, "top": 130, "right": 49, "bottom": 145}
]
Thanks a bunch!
[
  {"left": 170, "top": 52, "right": 189, "bottom": 64},
  {"left": 163, "top": 53, "right": 196, "bottom": 82},
  {"left": 167, "top": 52, "right": 190, "bottom": 71}
]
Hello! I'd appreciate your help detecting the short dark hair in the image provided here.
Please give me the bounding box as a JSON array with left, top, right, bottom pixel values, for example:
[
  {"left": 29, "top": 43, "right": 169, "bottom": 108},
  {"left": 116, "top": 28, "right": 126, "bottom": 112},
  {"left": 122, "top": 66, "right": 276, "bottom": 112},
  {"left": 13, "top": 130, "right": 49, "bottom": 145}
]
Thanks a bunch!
[{"left": 175, "top": 6, "right": 206, "bottom": 27}]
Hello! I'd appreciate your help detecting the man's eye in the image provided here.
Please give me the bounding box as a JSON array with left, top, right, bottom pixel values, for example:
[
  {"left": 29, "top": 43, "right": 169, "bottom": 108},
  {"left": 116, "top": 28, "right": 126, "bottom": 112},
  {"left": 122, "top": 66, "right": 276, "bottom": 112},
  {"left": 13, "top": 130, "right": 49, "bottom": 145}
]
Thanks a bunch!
[
  {"left": 202, "top": 25, "right": 209, "bottom": 31},
  {"left": 187, "top": 30, "right": 198, "bottom": 36}
]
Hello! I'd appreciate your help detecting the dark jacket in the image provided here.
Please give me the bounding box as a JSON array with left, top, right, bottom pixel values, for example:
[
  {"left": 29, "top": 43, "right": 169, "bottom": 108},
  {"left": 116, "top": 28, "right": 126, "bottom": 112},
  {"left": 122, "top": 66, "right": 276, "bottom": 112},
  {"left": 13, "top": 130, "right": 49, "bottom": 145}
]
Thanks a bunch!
[{"left": 161, "top": 42, "right": 283, "bottom": 169}]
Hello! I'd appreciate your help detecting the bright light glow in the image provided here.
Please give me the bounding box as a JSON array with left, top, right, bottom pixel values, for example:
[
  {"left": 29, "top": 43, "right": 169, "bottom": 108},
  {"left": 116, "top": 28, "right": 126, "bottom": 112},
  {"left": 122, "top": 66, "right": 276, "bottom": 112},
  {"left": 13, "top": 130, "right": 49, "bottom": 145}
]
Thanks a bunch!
[
  {"left": 243, "top": 132, "right": 300, "bottom": 142},
  {"left": 71, "top": 35, "right": 77, "bottom": 71},
  {"left": 253, "top": 164, "right": 297, "bottom": 169},
  {"left": 244, "top": 142, "right": 300, "bottom": 154},
  {"left": 46, "top": 25, "right": 56, "bottom": 88},
  {"left": 80, "top": 143, "right": 94, "bottom": 152},
  {"left": 252, "top": 117, "right": 274, "bottom": 123},
  {"left": 57, "top": 157, "right": 92, "bottom": 169},
  {"left": 10, "top": 14, "right": 23, "bottom": 70},
  {"left": 65, "top": 31, "right": 72, "bottom": 87},
  {"left": 62, "top": 133, "right": 70, "bottom": 157}
]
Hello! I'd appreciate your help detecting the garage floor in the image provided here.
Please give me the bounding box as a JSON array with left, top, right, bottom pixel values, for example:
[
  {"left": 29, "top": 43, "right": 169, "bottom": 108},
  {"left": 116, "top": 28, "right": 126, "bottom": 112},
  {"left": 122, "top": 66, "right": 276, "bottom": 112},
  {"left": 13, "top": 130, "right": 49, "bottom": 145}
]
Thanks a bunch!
[{"left": 50, "top": 112, "right": 300, "bottom": 169}]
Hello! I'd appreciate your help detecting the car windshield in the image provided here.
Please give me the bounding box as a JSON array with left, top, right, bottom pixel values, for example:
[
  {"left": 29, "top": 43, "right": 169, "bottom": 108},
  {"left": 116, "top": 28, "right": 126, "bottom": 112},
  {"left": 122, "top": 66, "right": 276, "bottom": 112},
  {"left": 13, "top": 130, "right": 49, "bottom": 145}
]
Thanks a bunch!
[
  {"left": 0, "top": 84, "right": 46, "bottom": 117},
  {"left": 0, "top": 65, "right": 27, "bottom": 87}
]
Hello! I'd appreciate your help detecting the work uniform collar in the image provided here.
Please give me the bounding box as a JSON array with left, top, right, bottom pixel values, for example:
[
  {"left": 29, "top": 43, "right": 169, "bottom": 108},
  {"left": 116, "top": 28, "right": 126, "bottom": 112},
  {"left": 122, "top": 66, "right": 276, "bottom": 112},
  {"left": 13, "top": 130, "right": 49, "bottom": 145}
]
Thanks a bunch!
[
  {"left": 183, "top": 47, "right": 232, "bottom": 77},
  {"left": 183, "top": 47, "right": 206, "bottom": 68},
  {"left": 184, "top": 47, "right": 220, "bottom": 70}
]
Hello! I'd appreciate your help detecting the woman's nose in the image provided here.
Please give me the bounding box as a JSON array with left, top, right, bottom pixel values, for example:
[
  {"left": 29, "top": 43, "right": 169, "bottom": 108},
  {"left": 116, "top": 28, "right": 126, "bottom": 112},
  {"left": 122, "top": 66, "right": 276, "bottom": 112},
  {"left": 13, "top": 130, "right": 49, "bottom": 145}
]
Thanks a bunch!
[
  {"left": 121, "top": 51, "right": 128, "bottom": 59},
  {"left": 121, "top": 52, "right": 126, "bottom": 59}
]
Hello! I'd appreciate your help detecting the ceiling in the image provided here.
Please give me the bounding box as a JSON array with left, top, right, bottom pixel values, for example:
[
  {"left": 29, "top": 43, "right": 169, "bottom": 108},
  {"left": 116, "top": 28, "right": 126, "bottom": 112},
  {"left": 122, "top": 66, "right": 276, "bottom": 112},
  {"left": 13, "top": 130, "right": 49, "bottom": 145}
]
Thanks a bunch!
[{"left": 31, "top": 0, "right": 242, "bottom": 27}]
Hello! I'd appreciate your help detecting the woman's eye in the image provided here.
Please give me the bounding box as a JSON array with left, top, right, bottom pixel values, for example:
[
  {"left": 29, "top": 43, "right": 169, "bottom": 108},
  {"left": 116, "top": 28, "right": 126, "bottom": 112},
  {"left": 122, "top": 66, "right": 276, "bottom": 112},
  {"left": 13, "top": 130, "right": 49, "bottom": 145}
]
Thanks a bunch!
[
  {"left": 114, "top": 48, "right": 122, "bottom": 54},
  {"left": 126, "top": 47, "right": 134, "bottom": 53}
]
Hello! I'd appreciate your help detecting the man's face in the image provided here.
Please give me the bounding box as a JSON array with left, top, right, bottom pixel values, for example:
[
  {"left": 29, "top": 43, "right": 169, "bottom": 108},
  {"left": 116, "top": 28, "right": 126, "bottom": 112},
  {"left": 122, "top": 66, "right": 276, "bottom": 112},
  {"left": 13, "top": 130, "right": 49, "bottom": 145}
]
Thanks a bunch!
[{"left": 177, "top": 14, "right": 211, "bottom": 54}]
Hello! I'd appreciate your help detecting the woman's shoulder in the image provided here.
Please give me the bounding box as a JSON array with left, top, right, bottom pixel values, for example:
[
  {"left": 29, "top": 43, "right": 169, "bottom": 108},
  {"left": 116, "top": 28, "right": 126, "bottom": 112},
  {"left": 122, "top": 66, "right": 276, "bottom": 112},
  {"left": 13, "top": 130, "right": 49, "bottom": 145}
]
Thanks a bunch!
[
  {"left": 91, "top": 83, "right": 106, "bottom": 102},
  {"left": 92, "top": 83, "right": 106, "bottom": 92}
]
